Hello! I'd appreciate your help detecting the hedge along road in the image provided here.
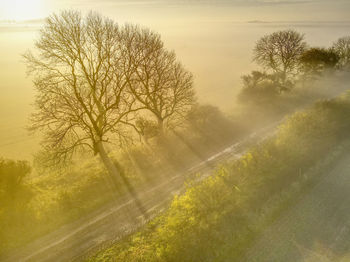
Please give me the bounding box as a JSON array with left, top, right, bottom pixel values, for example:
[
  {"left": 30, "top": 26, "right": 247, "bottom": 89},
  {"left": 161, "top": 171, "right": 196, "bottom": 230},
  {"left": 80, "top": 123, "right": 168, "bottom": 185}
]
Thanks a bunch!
[
  {"left": 243, "top": 150, "right": 350, "bottom": 262},
  {"left": 1, "top": 121, "right": 280, "bottom": 262}
]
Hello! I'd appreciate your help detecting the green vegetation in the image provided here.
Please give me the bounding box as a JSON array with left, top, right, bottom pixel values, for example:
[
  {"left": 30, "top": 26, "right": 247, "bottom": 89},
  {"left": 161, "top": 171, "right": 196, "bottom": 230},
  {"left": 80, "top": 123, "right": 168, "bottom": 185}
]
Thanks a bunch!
[
  {"left": 1, "top": 16, "right": 350, "bottom": 259},
  {"left": 300, "top": 47, "right": 339, "bottom": 77},
  {"left": 0, "top": 160, "right": 33, "bottom": 251},
  {"left": 0, "top": 103, "right": 241, "bottom": 255},
  {"left": 88, "top": 92, "right": 350, "bottom": 262},
  {"left": 0, "top": 158, "right": 115, "bottom": 254}
]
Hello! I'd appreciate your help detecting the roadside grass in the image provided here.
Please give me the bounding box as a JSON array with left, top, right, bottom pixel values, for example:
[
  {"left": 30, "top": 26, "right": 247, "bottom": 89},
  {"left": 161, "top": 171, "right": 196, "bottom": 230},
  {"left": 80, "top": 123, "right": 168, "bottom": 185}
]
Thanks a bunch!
[{"left": 0, "top": 160, "right": 115, "bottom": 254}]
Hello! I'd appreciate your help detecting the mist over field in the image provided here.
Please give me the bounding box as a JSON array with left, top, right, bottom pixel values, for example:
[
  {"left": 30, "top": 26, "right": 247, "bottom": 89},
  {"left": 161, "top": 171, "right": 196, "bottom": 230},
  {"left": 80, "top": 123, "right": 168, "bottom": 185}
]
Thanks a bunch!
[
  {"left": 1, "top": 18, "right": 350, "bottom": 159},
  {"left": 1, "top": 1, "right": 350, "bottom": 262}
]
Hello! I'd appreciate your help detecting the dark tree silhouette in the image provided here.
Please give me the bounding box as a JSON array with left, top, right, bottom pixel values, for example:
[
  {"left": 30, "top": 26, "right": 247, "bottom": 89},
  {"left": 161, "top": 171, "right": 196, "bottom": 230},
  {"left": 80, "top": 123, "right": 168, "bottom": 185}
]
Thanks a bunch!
[
  {"left": 0, "top": 158, "right": 31, "bottom": 197},
  {"left": 134, "top": 117, "right": 159, "bottom": 145},
  {"left": 24, "top": 11, "right": 138, "bottom": 181},
  {"left": 238, "top": 71, "right": 281, "bottom": 103},
  {"left": 121, "top": 25, "right": 195, "bottom": 135},
  {"left": 253, "top": 30, "right": 307, "bottom": 84},
  {"left": 332, "top": 36, "right": 350, "bottom": 69},
  {"left": 300, "top": 47, "right": 339, "bottom": 76}
]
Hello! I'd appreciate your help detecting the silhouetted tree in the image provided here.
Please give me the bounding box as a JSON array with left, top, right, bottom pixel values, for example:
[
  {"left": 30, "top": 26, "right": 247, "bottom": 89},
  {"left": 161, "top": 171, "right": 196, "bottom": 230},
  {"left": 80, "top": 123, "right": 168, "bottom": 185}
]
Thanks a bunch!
[
  {"left": 185, "top": 104, "right": 236, "bottom": 144},
  {"left": 24, "top": 11, "right": 137, "bottom": 181},
  {"left": 253, "top": 30, "right": 307, "bottom": 84},
  {"left": 122, "top": 25, "right": 195, "bottom": 135},
  {"left": 134, "top": 117, "right": 159, "bottom": 144},
  {"left": 238, "top": 71, "right": 293, "bottom": 104},
  {"left": 300, "top": 47, "right": 339, "bottom": 76},
  {"left": 332, "top": 36, "right": 350, "bottom": 69},
  {"left": 0, "top": 159, "right": 31, "bottom": 197}
]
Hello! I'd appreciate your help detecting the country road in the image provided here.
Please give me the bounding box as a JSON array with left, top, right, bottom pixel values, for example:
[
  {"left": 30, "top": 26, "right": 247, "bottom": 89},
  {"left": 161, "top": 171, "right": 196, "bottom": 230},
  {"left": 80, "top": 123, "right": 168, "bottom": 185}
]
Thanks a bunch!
[
  {"left": 243, "top": 151, "right": 350, "bottom": 262},
  {"left": 3, "top": 121, "right": 349, "bottom": 262},
  {"left": 1, "top": 122, "right": 278, "bottom": 262}
]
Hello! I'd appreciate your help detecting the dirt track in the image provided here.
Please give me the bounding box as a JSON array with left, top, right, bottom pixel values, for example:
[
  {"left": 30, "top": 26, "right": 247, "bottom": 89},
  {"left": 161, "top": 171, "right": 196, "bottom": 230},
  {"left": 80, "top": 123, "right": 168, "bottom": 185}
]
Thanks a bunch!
[{"left": 244, "top": 152, "right": 350, "bottom": 262}]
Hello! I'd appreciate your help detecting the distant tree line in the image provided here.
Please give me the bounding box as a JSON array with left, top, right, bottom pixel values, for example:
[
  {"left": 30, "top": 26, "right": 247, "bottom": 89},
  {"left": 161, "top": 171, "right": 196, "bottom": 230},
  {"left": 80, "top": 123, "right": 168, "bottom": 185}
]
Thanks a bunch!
[{"left": 239, "top": 30, "right": 350, "bottom": 103}]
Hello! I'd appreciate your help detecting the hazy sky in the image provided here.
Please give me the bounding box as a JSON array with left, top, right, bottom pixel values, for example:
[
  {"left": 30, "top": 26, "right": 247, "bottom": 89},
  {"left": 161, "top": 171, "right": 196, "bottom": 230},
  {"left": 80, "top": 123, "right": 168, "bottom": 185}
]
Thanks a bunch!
[{"left": 0, "top": 0, "right": 350, "bottom": 22}]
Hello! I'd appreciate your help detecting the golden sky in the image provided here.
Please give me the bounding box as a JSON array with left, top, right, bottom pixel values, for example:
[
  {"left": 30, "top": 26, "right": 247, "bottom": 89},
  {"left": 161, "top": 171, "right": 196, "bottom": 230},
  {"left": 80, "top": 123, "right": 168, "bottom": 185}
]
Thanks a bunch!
[{"left": 0, "top": 0, "right": 349, "bottom": 22}]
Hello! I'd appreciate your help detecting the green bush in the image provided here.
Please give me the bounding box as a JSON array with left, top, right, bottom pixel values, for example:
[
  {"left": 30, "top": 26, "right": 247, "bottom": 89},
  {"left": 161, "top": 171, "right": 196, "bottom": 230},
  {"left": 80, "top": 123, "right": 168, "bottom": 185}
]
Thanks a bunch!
[{"left": 89, "top": 92, "right": 350, "bottom": 262}]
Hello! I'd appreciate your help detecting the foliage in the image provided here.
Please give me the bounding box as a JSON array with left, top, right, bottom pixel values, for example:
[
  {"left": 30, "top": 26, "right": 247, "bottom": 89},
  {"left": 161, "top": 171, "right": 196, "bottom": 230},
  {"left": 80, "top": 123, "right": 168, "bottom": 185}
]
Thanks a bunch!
[
  {"left": 89, "top": 92, "right": 350, "bottom": 262},
  {"left": 0, "top": 103, "right": 241, "bottom": 256},
  {"left": 300, "top": 47, "right": 339, "bottom": 77},
  {"left": 185, "top": 104, "right": 240, "bottom": 147},
  {"left": 135, "top": 117, "right": 160, "bottom": 143},
  {"left": 0, "top": 159, "right": 31, "bottom": 197},
  {"left": 0, "top": 157, "right": 119, "bottom": 254},
  {"left": 5, "top": 24, "right": 350, "bottom": 260},
  {"left": 0, "top": 159, "right": 32, "bottom": 252},
  {"left": 238, "top": 71, "right": 295, "bottom": 104}
]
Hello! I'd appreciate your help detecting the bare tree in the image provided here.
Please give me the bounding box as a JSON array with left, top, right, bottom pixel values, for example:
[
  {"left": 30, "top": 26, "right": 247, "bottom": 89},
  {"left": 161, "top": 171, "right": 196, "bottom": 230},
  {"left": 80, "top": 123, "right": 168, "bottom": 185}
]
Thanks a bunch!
[
  {"left": 121, "top": 25, "right": 195, "bottom": 135},
  {"left": 253, "top": 30, "right": 307, "bottom": 84},
  {"left": 332, "top": 36, "right": 350, "bottom": 69},
  {"left": 24, "top": 11, "right": 137, "bottom": 181}
]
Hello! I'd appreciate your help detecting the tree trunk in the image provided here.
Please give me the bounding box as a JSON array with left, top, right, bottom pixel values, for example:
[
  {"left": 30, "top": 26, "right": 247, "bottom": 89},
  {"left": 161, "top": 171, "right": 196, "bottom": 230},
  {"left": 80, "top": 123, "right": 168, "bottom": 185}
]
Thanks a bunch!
[
  {"left": 96, "top": 141, "right": 120, "bottom": 184},
  {"left": 157, "top": 118, "right": 164, "bottom": 137}
]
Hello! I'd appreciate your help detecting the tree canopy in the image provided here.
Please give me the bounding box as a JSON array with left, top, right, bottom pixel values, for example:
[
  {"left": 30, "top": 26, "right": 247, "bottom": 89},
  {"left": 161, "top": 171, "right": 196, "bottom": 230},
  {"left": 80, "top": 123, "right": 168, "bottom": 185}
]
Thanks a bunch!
[
  {"left": 122, "top": 24, "right": 195, "bottom": 134},
  {"left": 0, "top": 159, "right": 31, "bottom": 197},
  {"left": 24, "top": 10, "right": 195, "bottom": 182},
  {"left": 300, "top": 47, "right": 339, "bottom": 76},
  {"left": 253, "top": 30, "right": 307, "bottom": 83}
]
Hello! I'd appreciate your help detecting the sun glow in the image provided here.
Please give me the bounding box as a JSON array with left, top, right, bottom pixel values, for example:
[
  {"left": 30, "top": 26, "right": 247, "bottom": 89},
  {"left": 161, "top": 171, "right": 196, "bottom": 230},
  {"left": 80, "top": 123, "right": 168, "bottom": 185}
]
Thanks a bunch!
[{"left": 0, "top": 0, "right": 46, "bottom": 20}]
